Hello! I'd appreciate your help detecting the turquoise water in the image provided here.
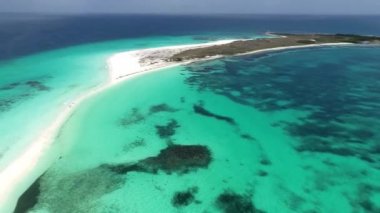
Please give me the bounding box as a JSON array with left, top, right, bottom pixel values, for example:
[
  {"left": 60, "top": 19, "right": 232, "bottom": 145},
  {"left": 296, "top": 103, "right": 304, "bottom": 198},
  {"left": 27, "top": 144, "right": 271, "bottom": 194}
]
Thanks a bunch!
[
  {"left": 0, "top": 34, "right": 258, "bottom": 171},
  {"left": 24, "top": 46, "right": 380, "bottom": 212}
]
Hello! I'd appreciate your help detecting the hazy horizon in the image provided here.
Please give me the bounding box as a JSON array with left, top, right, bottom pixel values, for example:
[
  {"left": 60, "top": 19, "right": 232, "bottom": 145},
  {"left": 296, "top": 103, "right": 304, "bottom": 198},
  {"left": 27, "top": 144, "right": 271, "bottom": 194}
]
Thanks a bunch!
[
  {"left": 0, "top": 0, "right": 380, "bottom": 15},
  {"left": 1, "top": 12, "right": 380, "bottom": 17}
]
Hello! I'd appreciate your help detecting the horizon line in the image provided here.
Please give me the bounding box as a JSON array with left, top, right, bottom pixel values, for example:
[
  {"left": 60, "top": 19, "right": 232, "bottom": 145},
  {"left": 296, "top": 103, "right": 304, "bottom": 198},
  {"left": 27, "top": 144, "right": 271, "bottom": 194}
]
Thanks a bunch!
[{"left": 1, "top": 12, "right": 380, "bottom": 16}]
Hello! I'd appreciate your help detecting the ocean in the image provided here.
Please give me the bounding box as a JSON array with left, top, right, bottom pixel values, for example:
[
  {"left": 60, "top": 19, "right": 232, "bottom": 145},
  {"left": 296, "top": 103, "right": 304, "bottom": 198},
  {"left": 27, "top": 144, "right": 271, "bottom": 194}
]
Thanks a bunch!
[
  {"left": 2, "top": 14, "right": 380, "bottom": 60},
  {"left": 1, "top": 14, "right": 380, "bottom": 212}
]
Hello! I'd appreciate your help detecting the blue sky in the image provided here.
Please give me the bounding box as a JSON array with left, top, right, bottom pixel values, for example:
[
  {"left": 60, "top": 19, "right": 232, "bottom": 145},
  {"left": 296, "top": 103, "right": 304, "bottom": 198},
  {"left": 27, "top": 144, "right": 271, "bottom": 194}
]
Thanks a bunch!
[{"left": 0, "top": 0, "right": 380, "bottom": 14}]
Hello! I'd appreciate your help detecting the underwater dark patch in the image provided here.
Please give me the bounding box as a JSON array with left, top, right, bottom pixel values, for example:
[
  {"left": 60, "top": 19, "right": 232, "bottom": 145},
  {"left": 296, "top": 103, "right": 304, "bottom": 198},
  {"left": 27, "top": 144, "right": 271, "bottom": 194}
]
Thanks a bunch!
[
  {"left": 103, "top": 144, "right": 212, "bottom": 175},
  {"left": 371, "top": 144, "right": 380, "bottom": 154},
  {"left": 281, "top": 187, "right": 307, "bottom": 211},
  {"left": 285, "top": 122, "right": 350, "bottom": 139},
  {"left": 102, "top": 163, "right": 145, "bottom": 175},
  {"left": 149, "top": 103, "right": 178, "bottom": 114},
  {"left": 257, "top": 170, "right": 268, "bottom": 177},
  {"left": 172, "top": 187, "right": 198, "bottom": 207},
  {"left": 184, "top": 50, "right": 380, "bottom": 164},
  {"left": 14, "top": 175, "right": 43, "bottom": 213},
  {"left": 0, "top": 92, "right": 35, "bottom": 113},
  {"left": 349, "top": 183, "right": 380, "bottom": 212},
  {"left": 155, "top": 119, "right": 180, "bottom": 139},
  {"left": 28, "top": 167, "right": 125, "bottom": 212},
  {"left": 260, "top": 158, "right": 271, "bottom": 166},
  {"left": 120, "top": 108, "right": 145, "bottom": 126},
  {"left": 142, "top": 144, "right": 212, "bottom": 173},
  {"left": 0, "top": 82, "right": 20, "bottom": 90},
  {"left": 0, "top": 98, "right": 16, "bottom": 112},
  {"left": 193, "top": 104, "right": 236, "bottom": 125},
  {"left": 216, "top": 191, "right": 264, "bottom": 213},
  {"left": 241, "top": 134, "right": 256, "bottom": 141},
  {"left": 358, "top": 155, "right": 375, "bottom": 163},
  {"left": 351, "top": 129, "right": 375, "bottom": 140},
  {"left": 359, "top": 199, "right": 377, "bottom": 212},
  {"left": 296, "top": 137, "right": 355, "bottom": 157},
  {"left": 123, "top": 138, "right": 146, "bottom": 152},
  {"left": 25, "top": 81, "right": 50, "bottom": 91}
]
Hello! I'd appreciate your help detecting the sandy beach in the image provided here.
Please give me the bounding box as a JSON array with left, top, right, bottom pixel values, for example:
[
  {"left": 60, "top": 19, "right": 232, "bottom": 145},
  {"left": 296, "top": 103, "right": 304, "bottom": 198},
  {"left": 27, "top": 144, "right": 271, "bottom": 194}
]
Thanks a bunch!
[
  {"left": 0, "top": 38, "right": 354, "bottom": 212},
  {"left": 108, "top": 41, "right": 353, "bottom": 83}
]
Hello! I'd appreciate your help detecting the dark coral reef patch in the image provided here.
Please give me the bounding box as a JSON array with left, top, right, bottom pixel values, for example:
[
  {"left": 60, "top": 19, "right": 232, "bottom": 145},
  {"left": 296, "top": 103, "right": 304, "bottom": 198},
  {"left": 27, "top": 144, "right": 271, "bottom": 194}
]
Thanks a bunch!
[
  {"left": 120, "top": 103, "right": 178, "bottom": 128},
  {"left": 103, "top": 144, "right": 212, "bottom": 175},
  {"left": 14, "top": 175, "right": 43, "bottom": 213},
  {"left": 0, "top": 82, "right": 20, "bottom": 90},
  {"left": 193, "top": 103, "right": 236, "bottom": 125},
  {"left": 119, "top": 108, "right": 145, "bottom": 126},
  {"left": 216, "top": 191, "right": 264, "bottom": 213},
  {"left": 123, "top": 138, "right": 146, "bottom": 152},
  {"left": 0, "top": 79, "right": 51, "bottom": 113},
  {"left": 0, "top": 98, "right": 17, "bottom": 112},
  {"left": 172, "top": 187, "right": 199, "bottom": 207},
  {"left": 184, "top": 51, "right": 380, "bottom": 164},
  {"left": 155, "top": 119, "right": 180, "bottom": 139},
  {"left": 142, "top": 144, "right": 212, "bottom": 173},
  {"left": 25, "top": 81, "right": 50, "bottom": 91},
  {"left": 17, "top": 167, "right": 125, "bottom": 212},
  {"left": 149, "top": 103, "right": 178, "bottom": 114}
]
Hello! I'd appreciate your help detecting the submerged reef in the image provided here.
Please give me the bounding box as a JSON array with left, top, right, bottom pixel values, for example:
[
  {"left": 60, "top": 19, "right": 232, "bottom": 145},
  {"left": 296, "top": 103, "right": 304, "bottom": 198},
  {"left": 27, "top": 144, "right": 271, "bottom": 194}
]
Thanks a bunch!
[
  {"left": 16, "top": 167, "right": 125, "bottom": 213},
  {"left": 120, "top": 103, "right": 178, "bottom": 127},
  {"left": 172, "top": 187, "right": 199, "bottom": 207},
  {"left": 0, "top": 82, "right": 20, "bottom": 90},
  {"left": 240, "top": 133, "right": 256, "bottom": 141},
  {"left": 0, "top": 80, "right": 50, "bottom": 113},
  {"left": 1, "top": 80, "right": 50, "bottom": 92},
  {"left": 17, "top": 145, "right": 211, "bottom": 212},
  {"left": 193, "top": 103, "right": 236, "bottom": 125},
  {"left": 354, "top": 184, "right": 380, "bottom": 212},
  {"left": 25, "top": 81, "right": 50, "bottom": 91},
  {"left": 103, "top": 144, "right": 212, "bottom": 175},
  {"left": 0, "top": 98, "right": 17, "bottom": 112},
  {"left": 119, "top": 108, "right": 145, "bottom": 126},
  {"left": 14, "top": 175, "right": 43, "bottom": 213},
  {"left": 155, "top": 119, "right": 180, "bottom": 139},
  {"left": 257, "top": 170, "right": 268, "bottom": 177},
  {"left": 123, "top": 138, "right": 146, "bottom": 152},
  {"left": 216, "top": 191, "right": 264, "bottom": 213},
  {"left": 184, "top": 49, "right": 380, "bottom": 164},
  {"left": 142, "top": 144, "right": 211, "bottom": 173},
  {"left": 149, "top": 103, "right": 178, "bottom": 114}
]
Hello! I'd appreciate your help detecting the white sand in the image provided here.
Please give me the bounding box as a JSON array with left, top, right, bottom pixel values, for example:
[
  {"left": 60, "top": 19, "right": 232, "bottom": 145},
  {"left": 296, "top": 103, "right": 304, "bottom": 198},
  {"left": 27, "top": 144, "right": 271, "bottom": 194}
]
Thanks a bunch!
[
  {"left": 107, "top": 39, "right": 236, "bottom": 83},
  {"left": 0, "top": 39, "right": 353, "bottom": 212}
]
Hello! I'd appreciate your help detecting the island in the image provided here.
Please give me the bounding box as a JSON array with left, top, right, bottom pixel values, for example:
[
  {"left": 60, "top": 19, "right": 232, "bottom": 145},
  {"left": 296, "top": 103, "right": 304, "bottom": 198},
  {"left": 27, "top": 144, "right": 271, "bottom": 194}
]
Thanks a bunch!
[
  {"left": 108, "top": 33, "right": 380, "bottom": 84},
  {"left": 169, "top": 33, "right": 380, "bottom": 61}
]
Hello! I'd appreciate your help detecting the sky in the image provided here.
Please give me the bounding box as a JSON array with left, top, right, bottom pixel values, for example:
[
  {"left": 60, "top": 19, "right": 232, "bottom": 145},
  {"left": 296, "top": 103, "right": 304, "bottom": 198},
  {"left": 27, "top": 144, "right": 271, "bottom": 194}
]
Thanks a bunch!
[{"left": 0, "top": 0, "right": 380, "bottom": 15}]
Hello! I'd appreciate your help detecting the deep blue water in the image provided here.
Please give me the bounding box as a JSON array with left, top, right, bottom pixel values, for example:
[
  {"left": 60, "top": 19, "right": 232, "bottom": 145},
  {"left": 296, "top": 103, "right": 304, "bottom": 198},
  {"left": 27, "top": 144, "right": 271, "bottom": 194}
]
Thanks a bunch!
[{"left": 1, "top": 14, "right": 380, "bottom": 60}]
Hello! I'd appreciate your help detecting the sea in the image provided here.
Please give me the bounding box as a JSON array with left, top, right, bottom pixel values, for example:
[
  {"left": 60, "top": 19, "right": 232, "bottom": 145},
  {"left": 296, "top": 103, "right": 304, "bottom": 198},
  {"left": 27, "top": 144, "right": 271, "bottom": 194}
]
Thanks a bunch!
[{"left": 1, "top": 14, "right": 380, "bottom": 213}]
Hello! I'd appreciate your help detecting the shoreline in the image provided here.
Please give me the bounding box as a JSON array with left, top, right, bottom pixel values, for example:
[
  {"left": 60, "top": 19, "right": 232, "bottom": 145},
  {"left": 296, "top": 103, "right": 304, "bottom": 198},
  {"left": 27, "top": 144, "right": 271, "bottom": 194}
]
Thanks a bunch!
[
  {"left": 1, "top": 39, "right": 357, "bottom": 212},
  {"left": 0, "top": 39, "right": 236, "bottom": 212},
  {"left": 108, "top": 42, "right": 355, "bottom": 84}
]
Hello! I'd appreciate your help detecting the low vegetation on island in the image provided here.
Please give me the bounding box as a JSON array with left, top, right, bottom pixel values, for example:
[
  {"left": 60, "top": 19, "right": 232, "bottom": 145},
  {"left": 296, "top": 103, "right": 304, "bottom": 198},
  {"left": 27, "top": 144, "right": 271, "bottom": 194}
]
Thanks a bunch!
[{"left": 169, "top": 33, "right": 380, "bottom": 61}]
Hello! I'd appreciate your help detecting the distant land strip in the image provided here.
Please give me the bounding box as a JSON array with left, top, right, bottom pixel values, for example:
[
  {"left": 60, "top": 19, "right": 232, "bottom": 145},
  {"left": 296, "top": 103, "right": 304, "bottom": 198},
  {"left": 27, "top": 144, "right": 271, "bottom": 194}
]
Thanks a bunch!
[{"left": 169, "top": 33, "right": 380, "bottom": 61}]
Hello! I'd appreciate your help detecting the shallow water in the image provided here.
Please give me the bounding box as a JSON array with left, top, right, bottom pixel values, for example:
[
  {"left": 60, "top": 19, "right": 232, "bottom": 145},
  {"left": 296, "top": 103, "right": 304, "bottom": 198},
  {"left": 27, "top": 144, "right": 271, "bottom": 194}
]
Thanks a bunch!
[
  {"left": 24, "top": 46, "right": 380, "bottom": 212},
  {"left": 0, "top": 34, "right": 255, "bottom": 171}
]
